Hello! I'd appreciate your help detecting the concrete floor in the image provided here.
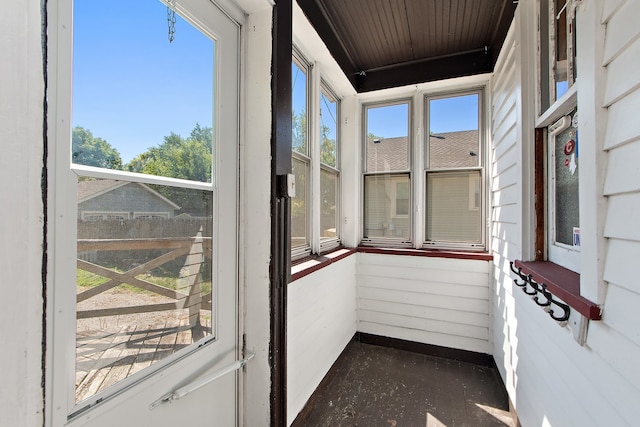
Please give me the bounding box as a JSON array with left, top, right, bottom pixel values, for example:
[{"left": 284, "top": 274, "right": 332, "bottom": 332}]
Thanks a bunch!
[{"left": 292, "top": 340, "right": 516, "bottom": 427}]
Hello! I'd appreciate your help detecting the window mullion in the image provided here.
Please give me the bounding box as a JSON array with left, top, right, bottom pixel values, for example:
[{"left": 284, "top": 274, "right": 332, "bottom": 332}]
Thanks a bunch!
[{"left": 310, "top": 61, "right": 321, "bottom": 255}]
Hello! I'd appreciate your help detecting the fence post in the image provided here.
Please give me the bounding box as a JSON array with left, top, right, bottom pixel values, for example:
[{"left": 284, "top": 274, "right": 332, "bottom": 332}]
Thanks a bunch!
[{"left": 177, "top": 228, "right": 204, "bottom": 330}]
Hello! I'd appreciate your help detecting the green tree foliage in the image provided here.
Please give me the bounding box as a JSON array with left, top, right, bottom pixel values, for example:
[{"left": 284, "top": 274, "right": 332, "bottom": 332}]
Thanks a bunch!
[
  {"left": 127, "top": 123, "right": 214, "bottom": 217},
  {"left": 127, "top": 123, "right": 213, "bottom": 183},
  {"left": 72, "top": 126, "right": 123, "bottom": 170}
]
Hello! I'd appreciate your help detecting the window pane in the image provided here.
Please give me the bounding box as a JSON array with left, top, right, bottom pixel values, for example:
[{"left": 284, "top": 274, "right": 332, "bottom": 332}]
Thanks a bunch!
[
  {"left": 292, "top": 61, "right": 308, "bottom": 155},
  {"left": 320, "top": 168, "right": 338, "bottom": 241},
  {"left": 426, "top": 171, "right": 482, "bottom": 243},
  {"left": 364, "top": 174, "right": 410, "bottom": 239},
  {"left": 428, "top": 94, "right": 479, "bottom": 169},
  {"left": 554, "top": 0, "right": 569, "bottom": 99},
  {"left": 292, "top": 157, "right": 309, "bottom": 249},
  {"left": 76, "top": 179, "right": 213, "bottom": 402},
  {"left": 553, "top": 115, "right": 579, "bottom": 246},
  {"left": 320, "top": 90, "right": 338, "bottom": 167},
  {"left": 72, "top": 0, "right": 214, "bottom": 183},
  {"left": 366, "top": 103, "right": 409, "bottom": 172}
]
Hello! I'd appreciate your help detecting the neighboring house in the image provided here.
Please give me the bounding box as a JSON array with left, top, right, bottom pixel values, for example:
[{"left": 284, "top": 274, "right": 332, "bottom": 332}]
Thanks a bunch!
[{"left": 77, "top": 179, "right": 180, "bottom": 220}]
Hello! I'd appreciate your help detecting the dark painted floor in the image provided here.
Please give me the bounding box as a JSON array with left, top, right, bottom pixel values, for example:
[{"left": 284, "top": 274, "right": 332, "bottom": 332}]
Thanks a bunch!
[{"left": 292, "top": 341, "right": 515, "bottom": 427}]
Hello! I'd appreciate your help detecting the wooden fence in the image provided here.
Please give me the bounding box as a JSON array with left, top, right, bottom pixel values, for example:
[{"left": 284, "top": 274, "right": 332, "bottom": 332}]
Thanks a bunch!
[{"left": 76, "top": 232, "right": 211, "bottom": 328}]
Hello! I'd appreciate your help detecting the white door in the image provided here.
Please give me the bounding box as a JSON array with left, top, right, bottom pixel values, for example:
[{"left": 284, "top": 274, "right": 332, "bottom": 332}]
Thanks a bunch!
[{"left": 48, "top": 0, "right": 241, "bottom": 425}]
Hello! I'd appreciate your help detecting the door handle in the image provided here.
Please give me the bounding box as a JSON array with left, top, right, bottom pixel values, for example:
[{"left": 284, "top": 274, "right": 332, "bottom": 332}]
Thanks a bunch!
[{"left": 150, "top": 353, "right": 255, "bottom": 410}]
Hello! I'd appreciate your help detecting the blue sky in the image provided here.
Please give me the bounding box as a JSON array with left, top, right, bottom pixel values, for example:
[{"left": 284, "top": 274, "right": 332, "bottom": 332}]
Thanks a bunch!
[
  {"left": 75, "top": 1, "right": 477, "bottom": 163},
  {"left": 72, "top": 0, "right": 214, "bottom": 163},
  {"left": 367, "top": 94, "right": 479, "bottom": 139}
]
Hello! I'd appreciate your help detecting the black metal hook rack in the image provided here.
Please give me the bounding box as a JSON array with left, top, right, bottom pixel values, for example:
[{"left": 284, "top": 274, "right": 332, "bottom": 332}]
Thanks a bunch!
[{"left": 509, "top": 261, "right": 571, "bottom": 323}]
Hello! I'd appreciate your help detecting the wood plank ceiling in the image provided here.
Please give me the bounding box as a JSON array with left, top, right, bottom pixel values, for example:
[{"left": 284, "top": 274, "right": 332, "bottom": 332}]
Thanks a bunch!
[{"left": 297, "top": 0, "right": 518, "bottom": 92}]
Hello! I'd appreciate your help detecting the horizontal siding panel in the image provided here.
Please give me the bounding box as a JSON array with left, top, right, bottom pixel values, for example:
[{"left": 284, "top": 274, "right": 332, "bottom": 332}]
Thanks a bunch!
[
  {"left": 357, "top": 264, "right": 488, "bottom": 286},
  {"left": 603, "top": 142, "right": 640, "bottom": 195},
  {"left": 602, "top": 0, "right": 640, "bottom": 65},
  {"left": 359, "top": 298, "right": 489, "bottom": 326},
  {"left": 492, "top": 74, "right": 517, "bottom": 128},
  {"left": 491, "top": 164, "right": 519, "bottom": 191},
  {"left": 492, "top": 183, "right": 520, "bottom": 207},
  {"left": 492, "top": 107, "right": 518, "bottom": 152},
  {"left": 491, "top": 238, "right": 522, "bottom": 264},
  {"left": 587, "top": 322, "right": 640, "bottom": 401},
  {"left": 357, "top": 276, "right": 489, "bottom": 299},
  {"left": 584, "top": 322, "right": 640, "bottom": 426},
  {"left": 604, "top": 87, "right": 640, "bottom": 150},
  {"left": 492, "top": 203, "right": 519, "bottom": 223},
  {"left": 601, "top": 283, "right": 640, "bottom": 344},
  {"left": 358, "top": 310, "right": 489, "bottom": 340},
  {"left": 491, "top": 221, "right": 519, "bottom": 241},
  {"left": 493, "top": 143, "right": 519, "bottom": 176},
  {"left": 603, "top": 193, "right": 640, "bottom": 240},
  {"left": 357, "top": 322, "right": 490, "bottom": 354},
  {"left": 604, "top": 37, "right": 640, "bottom": 106},
  {"left": 492, "top": 122, "right": 517, "bottom": 162},
  {"left": 358, "top": 286, "right": 489, "bottom": 314},
  {"left": 603, "top": 238, "right": 640, "bottom": 293},
  {"left": 357, "top": 253, "right": 489, "bottom": 273},
  {"left": 602, "top": 0, "right": 625, "bottom": 24}
]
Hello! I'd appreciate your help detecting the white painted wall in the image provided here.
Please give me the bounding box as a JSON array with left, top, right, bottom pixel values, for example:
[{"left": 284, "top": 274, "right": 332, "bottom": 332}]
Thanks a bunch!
[
  {"left": 357, "top": 253, "right": 491, "bottom": 354},
  {"left": 0, "top": 1, "right": 46, "bottom": 426},
  {"left": 491, "top": 1, "right": 640, "bottom": 425},
  {"left": 287, "top": 255, "right": 358, "bottom": 426}
]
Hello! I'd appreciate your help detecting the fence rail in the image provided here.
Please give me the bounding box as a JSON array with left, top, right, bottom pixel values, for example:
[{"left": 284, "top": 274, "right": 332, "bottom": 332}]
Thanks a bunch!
[{"left": 77, "top": 235, "right": 212, "bottom": 326}]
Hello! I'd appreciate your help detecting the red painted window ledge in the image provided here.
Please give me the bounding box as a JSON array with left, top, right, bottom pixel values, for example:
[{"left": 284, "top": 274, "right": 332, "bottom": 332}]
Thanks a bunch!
[{"left": 513, "top": 260, "right": 602, "bottom": 320}]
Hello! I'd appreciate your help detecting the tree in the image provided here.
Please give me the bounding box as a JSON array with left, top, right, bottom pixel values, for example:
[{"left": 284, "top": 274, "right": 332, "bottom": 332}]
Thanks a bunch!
[
  {"left": 127, "top": 124, "right": 213, "bottom": 183},
  {"left": 127, "top": 124, "right": 214, "bottom": 216},
  {"left": 72, "top": 126, "right": 123, "bottom": 170}
]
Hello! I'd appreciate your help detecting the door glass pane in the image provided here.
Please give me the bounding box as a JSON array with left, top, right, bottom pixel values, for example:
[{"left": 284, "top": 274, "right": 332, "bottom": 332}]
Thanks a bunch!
[
  {"left": 291, "top": 157, "right": 309, "bottom": 249},
  {"left": 364, "top": 174, "right": 410, "bottom": 239},
  {"left": 365, "top": 103, "right": 409, "bottom": 172},
  {"left": 72, "top": 0, "right": 214, "bottom": 183},
  {"left": 76, "top": 179, "right": 214, "bottom": 402},
  {"left": 426, "top": 171, "right": 482, "bottom": 243},
  {"left": 320, "top": 168, "right": 338, "bottom": 241},
  {"left": 72, "top": 0, "right": 217, "bottom": 403},
  {"left": 428, "top": 94, "right": 479, "bottom": 169}
]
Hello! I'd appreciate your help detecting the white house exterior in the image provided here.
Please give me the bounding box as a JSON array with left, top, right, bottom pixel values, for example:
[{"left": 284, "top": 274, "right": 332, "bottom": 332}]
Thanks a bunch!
[{"left": 2, "top": 0, "right": 639, "bottom": 426}]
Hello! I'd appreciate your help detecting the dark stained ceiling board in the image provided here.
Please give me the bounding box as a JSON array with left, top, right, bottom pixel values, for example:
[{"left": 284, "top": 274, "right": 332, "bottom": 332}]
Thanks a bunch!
[{"left": 297, "top": 0, "right": 518, "bottom": 92}]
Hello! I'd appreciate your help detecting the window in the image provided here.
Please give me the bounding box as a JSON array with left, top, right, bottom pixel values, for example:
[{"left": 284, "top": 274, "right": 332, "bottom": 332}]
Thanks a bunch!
[
  {"left": 425, "top": 92, "right": 484, "bottom": 247},
  {"left": 537, "top": 0, "right": 580, "bottom": 272},
  {"left": 362, "top": 101, "right": 411, "bottom": 244},
  {"left": 361, "top": 92, "right": 485, "bottom": 250},
  {"left": 547, "top": 109, "right": 580, "bottom": 271},
  {"left": 539, "top": 0, "right": 577, "bottom": 112},
  {"left": 292, "top": 53, "right": 310, "bottom": 256},
  {"left": 319, "top": 84, "right": 340, "bottom": 250},
  {"left": 291, "top": 50, "right": 341, "bottom": 259}
]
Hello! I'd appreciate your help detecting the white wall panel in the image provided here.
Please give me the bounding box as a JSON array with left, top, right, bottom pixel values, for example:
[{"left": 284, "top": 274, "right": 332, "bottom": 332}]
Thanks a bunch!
[
  {"left": 287, "top": 256, "right": 357, "bottom": 426},
  {"left": 357, "top": 253, "right": 491, "bottom": 354}
]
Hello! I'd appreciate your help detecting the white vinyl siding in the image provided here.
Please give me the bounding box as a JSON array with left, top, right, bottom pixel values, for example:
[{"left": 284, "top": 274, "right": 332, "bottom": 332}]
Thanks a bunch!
[
  {"left": 491, "top": 1, "right": 640, "bottom": 425},
  {"left": 357, "top": 254, "right": 490, "bottom": 354}
]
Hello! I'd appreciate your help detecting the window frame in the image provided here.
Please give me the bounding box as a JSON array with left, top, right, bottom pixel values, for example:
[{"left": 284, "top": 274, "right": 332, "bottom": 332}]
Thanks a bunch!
[
  {"left": 291, "top": 50, "right": 312, "bottom": 259},
  {"left": 536, "top": 0, "right": 581, "bottom": 273},
  {"left": 291, "top": 48, "right": 342, "bottom": 260},
  {"left": 318, "top": 81, "right": 341, "bottom": 253},
  {"left": 361, "top": 98, "right": 413, "bottom": 248},
  {"left": 423, "top": 89, "right": 486, "bottom": 250}
]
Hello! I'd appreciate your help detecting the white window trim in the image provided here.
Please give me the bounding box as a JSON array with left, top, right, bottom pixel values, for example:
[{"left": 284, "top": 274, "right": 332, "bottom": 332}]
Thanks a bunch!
[
  {"left": 361, "top": 98, "right": 413, "bottom": 247},
  {"left": 422, "top": 88, "right": 487, "bottom": 251},
  {"left": 81, "top": 211, "right": 131, "bottom": 221}
]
